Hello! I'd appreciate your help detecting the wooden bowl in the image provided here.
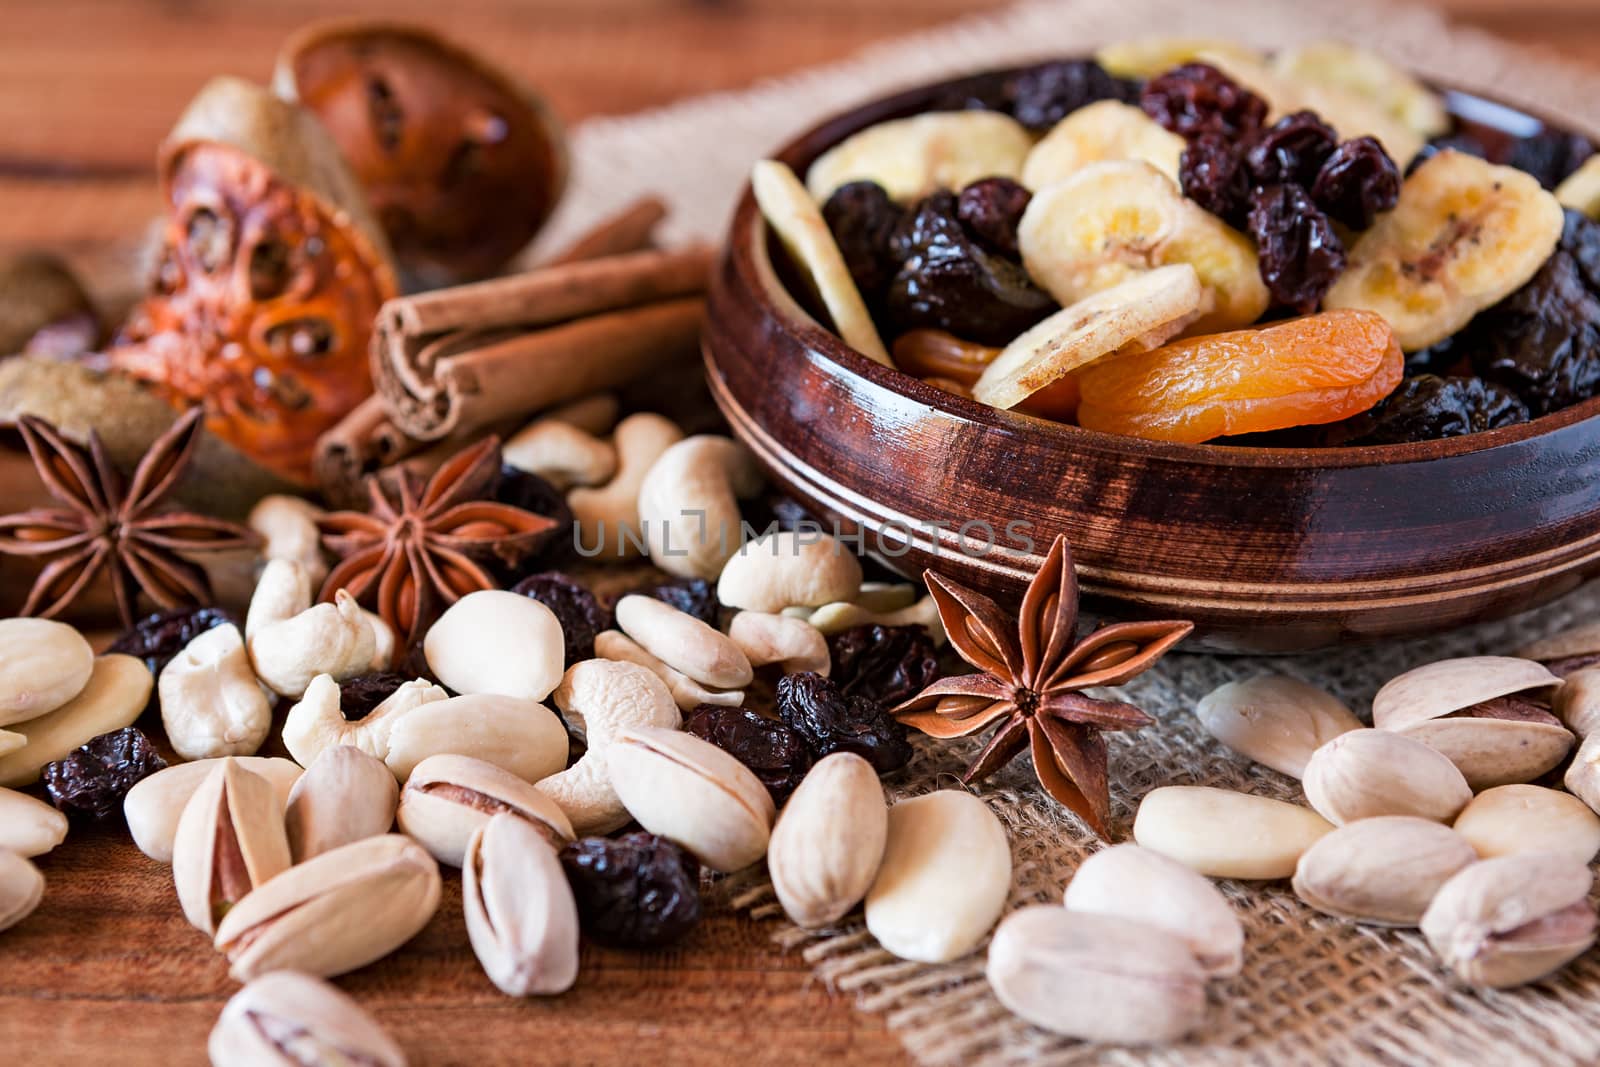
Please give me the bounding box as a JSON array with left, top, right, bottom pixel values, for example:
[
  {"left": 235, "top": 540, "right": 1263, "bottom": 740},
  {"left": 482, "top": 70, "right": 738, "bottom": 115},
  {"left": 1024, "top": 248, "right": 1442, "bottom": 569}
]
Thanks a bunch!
[{"left": 702, "top": 68, "right": 1600, "bottom": 653}]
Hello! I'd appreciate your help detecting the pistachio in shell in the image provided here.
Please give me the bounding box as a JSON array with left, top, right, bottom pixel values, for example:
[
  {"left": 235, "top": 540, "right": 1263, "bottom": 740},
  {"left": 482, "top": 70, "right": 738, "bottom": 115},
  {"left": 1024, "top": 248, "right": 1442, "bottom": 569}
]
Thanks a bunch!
[
  {"left": 274, "top": 20, "right": 568, "bottom": 288},
  {"left": 0, "top": 253, "right": 99, "bottom": 359},
  {"left": 1516, "top": 621, "right": 1600, "bottom": 677}
]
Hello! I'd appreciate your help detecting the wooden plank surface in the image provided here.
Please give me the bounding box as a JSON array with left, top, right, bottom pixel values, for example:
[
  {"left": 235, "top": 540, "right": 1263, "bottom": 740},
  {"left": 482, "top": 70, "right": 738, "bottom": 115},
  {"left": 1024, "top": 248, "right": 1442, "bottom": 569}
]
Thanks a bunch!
[{"left": 3, "top": 2, "right": 1600, "bottom": 1065}]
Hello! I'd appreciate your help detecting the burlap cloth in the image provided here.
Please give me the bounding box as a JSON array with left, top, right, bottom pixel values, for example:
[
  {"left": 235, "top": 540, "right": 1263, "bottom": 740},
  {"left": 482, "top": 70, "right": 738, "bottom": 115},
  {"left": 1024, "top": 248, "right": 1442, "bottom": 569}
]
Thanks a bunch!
[{"left": 527, "top": 1, "right": 1600, "bottom": 1062}]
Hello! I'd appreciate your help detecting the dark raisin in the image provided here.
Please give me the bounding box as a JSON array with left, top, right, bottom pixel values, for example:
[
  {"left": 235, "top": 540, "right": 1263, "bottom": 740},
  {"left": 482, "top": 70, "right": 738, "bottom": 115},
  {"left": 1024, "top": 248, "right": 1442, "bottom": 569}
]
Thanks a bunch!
[
  {"left": 822, "top": 181, "right": 905, "bottom": 302},
  {"left": 511, "top": 572, "right": 610, "bottom": 665},
  {"left": 956, "top": 177, "right": 1032, "bottom": 258},
  {"left": 638, "top": 577, "right": 720, "bottom": 628},
  {"left": 339, "top": 672, "right": 412, "bottom": 719},
  {"left": 776, "top": 671, "right": 912, "bottom": 775},
  {"left": 107, "top": 606, "right": 234, "bottom": 678},
  {"left": 1246, "top": 184, "right": 1347, "bottom": 313},
  {"left": 1179, "top": 133, "right": 1250, "bottom": 225},
  {"left": 684, "top": 705, "right": 811, "bottom": 803},
  {"left": 1407, "top": 131, "right": 1489, "bottom": 176},
  {"left": 829, "top": 625, "right": 942, "bottom": 707},
  {"left": 885, "top": 191, "right": 1056, "bottom": 346},
  {"left": 1141, "top": 63, "right": 1267, "bottom": 141},
  {"left": 560, "top": 832, "right": 702, "bottom": 948},
  {"left": 1003, "top": 59, "right": 1137, "bottom": 132},
  {"left": 1321, "top": 375, "right": 1528, "bottom": 445},
  {"left": 741, "top": 494, "right": 818, "bottom": 536},
  {"left": 926, "top": 70, "right": 1013, "bottom": 114},
  {"left": 1244, "top": 111, "right": 1338, "bottom": 188},
  {"left": 42, "top": 727, "right": 166, "bottom": 819},
  {"left": 491, "top": 464, "right": 573, "bottom": 574},
  {"left": 1311, "top": 137, "right": 1402, "bottom": 230},
  {"left": 1506, "top": 128, "right": 1595, "bottom": 190}
]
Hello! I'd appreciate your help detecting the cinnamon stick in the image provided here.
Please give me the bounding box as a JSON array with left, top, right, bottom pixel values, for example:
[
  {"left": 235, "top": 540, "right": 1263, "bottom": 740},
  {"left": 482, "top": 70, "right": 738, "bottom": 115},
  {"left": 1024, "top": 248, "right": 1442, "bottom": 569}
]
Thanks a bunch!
[{"left": 545, "top": 196, "right": 667, "bottom": 266}]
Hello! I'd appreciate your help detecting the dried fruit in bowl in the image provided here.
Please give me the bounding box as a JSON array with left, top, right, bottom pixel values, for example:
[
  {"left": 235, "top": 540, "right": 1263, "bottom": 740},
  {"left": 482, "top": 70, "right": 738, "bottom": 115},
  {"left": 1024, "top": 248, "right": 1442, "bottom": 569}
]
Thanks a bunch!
[
  {"left": 1096, "top": 38, "right": 1264, "bottom": 81},
  {"left": 275, "top": 20, "right": 567, "bottom": 288},
  {"left": 1271, "top": 41, "right": 1451, "bottom": 142},
  {"left": 805, "top": 111, "right": 1032, "bottom": 204},
  {"left": 109, "top": 77, "right": 397, "bottom": 486},
  {"left": 1018, "top": 160, "right": 1269, "bottom": 334},
  {"left": 1557, "top": 156, "right": 1600, "bottom": 219},
  {"left": 1075, "top": 310, "right": 1404, "bottom": 443},
  {"left": 1020, "top": 100, "right": 1185, "bottom": 190},
  {"left": 891, "top": 329, "right": 1081, "bottom": 420},
  {"left": 1325, "top": 150, "right": 1565, "bottom": 352}
]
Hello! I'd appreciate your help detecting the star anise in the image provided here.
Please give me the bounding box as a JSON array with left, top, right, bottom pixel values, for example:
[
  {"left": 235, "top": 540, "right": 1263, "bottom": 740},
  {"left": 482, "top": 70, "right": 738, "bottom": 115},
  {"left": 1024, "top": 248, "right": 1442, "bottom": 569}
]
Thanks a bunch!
[
  {"left": 893, "top": 535, "right": 1191, "bottom": 838},
  {"left": 0, "top": 408, "right": 257, "bottom": 626},
  {"left": 318, "top": 436, "right": 560, "bottom": 648}
]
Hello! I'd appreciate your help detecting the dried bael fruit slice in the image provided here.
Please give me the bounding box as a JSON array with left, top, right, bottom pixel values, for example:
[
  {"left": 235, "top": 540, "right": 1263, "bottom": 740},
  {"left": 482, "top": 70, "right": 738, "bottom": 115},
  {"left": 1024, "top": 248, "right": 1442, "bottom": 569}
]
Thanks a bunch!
[
  {"left": 973, "top": 265, "right": 1202, "bottom": 410},
  {"left": 804, "top": 111, "right": 1033, "bottom": 204},
  {"left": 1325, "top": 150, "right": 1565, "bottom": 352},
  {"left": 274, "top": 20, "right": 567, "bottom": 288},
  {"left": 1272, "top": 42, "right": 1450, "bottom": 141},
  {"left": 1020, "top": 100, "right": 1186, "bottom": 190},
  {"left": 1076, "top": 309, "right": 1403, "bottom": 443},
  {"left": 891, "top": 330, "right": 1081, "bottom": 420},
  {"left": 1018, "top": 161, "right": 1269, "bottom": 335},
  {"left": 109, "top": 77, "right": 397, "bottom": 486},
  {"left": 754, "top": 161, "right": 891, "bottom": 366},
  {"left": 1556, "top": 155, "right": 1600, "bottom": 219},
  {"left": 1094, "top": 38, "right": 1264, "bottom": 81}
]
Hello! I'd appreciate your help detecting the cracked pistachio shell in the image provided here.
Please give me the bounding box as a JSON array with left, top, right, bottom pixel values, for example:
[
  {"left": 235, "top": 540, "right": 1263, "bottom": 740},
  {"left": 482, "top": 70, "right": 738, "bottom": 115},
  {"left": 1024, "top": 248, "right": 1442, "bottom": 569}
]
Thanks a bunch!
[
  {"left": 1062, "top": 843, "right": 1243, "bottom": 976},
  {"left": 865, "top": 791, "right": 1011, "bottom": 963},
  {"left": 607, "top": 725, "right": 775, "bottom": 872},
  {"left": 0, "top": 848, "right": 44, "bottom": 932},
  {"left": 173, "top": 759, "right": 293, "bottom": 935},
  {"left": 1133, "top": 785, "right": 1332, "bottom": 880},
  {"left": 0, "top": 617, "right": 94, "bottom": 726},
  {"left": 214, "top": 834, "right": 442, "bottom": 982},
  {"left": 286, "top": 745, "right": 400, "bottom": 863},
  {"left": 1554, "top": 669, "right": 1600, "bottom": 738},
  {"left": 0, "top": 654, "right": 151, "bottom": 787},
  {"left": 1291, "top": 816, "right": 1476, "bottom": 926},
  {"left": 398, "top": 753, "right": 574, "bottom": 868},
  {"left": 124, "top": 757, "right": 303, "bottom": 864},
  {"left": 463, "top": 814, "right": 580, "bottom": 997},
  {"left": 1395, "top": 716, "right": 1573, "bottom": 792},
  {"left": 1564, "top": 731, "right": 1600, "bottom": 817},
  {"left": 1372, "top": 656, "right": 1559, "bottom": 731},
  {"left": 1195, "top": 674, "right": 1361, "bottom": 778},
  {"left": 1453, "top": 785, "right": 1600, "bottom": 864},
  {"left": 1302, "top": 729, "right": 1471, "bottom": 826},
  {"left": 382, "top": 693, "right": 569, "bottom": 783},
  {"left": 209, "top": 970, "right": 406, "bottom": 1067},
  {"left": 1517, "top": 621, "right": 1600, "bottom": 664},
  {"left": 986, "top": 906, "right": 1206, "bottom": 1044},
  {"left": 0, "top": 787, "right": 68, "bottom": 858},
  {"left": 1421, "top": 853, "right": 1598, "bottom": 988},
  {"left": 768, "top": 753, "right": 888, "bottom": 929}
]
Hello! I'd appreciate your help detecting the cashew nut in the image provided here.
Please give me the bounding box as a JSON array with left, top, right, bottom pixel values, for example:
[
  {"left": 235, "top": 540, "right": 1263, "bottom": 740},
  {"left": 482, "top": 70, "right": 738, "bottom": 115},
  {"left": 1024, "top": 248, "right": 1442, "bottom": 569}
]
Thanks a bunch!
[
  {"left": 281, "top": 673, "right": 449, "bottom": 770},
  {"left": 535, "top": 659, "right": 680, "bottom": 835},
  {"left": 423, "top": 590, "right": 565, "bottom": 702},
  {"left": 637, "top": 436, "right": 764, "bottom": 579},
  {"left": 542, "top": 392, "right": 621, "bottom": 435},
  {"left": 362, "top": 610, "right": 397, "bottom": 672},
  {"left": 159, "top": 624, "right": 274, "bottom": 761},
  {"left": 593, "top": 631, "right": 744, "bottom": 712},
  {"left": 791, "top": 592, "right": 946, "bottom": 645},
  {"left": 728, "top": 612, "right": 831, "bottom": 676},
  {"left": 569, "top": 413, "right": 684, "bottom": 561},
  {"left": 614, "top": 595, "right": 752, "bottom": 690},
  {"left": 505, "top": 421, "right": 618, "bottom": 492},
  {"left": 246, "top": 560, "right": 377, "bottom": 699},
  {"left": 717, "top": 531, "right": 864, "bottom": 613},
  {"left": 247, "top": 494, "right": 327, "bottom": 588}
]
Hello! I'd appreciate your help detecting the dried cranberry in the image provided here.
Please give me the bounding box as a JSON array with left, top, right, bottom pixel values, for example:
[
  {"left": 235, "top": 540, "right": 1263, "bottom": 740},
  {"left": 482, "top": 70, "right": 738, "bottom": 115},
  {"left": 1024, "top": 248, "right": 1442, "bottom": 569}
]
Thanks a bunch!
[
  {"left": 637, "top": 577, "right": 720, "bottom": 628},
  {"left": 1247, "top": 184, "right": 1347, "bottom": 313},
  {"left": 1004, "top": 59, "right": 1137, "bottom": 132},
  {"left": 956, "top": 177, "right": 1032, "bottom": 258},
  {"left": 776, "top": 671, "right": 912, "bottom": 775},
  {"left": 1311, "top": 137, "right": 1401, "bottom": 230},
  {"left": 560, "top": 832, "right": 702, "bottom": 948},
  {"left": 1506, "top": 128, "right": 1595, "bottom": 190},
  {"left": 42, "top": 727, "right": 166, "bottom": 819},
  {"left": 829, "top": 625, "right": 941, "bottom": 707},
  {"left": 1141, "top": 63, "right": 1267, "bottom": 141},
  {"left": 512, "top": 572, "right": 609, "bottom": 664},
  {"left": 338, "top": 672, "right": 412, "bottom": 719},
  {"left": 1244, "top": 111, "right": 1338, "bottom": 187},
  {"left": 1322, "top": 375, "right": 1528, "bottom": 445},
  {"left": 684, "top": 705, "right": 811, "bottom": 803},
  {"left": 107, "top": 606, "right": 234, "bottom": 678},
  {"left": 822, "top": 181, "right": 905, "bottom": 302},
  {"left": 1180, "top": 133, "right": 1250, "bottom": 225}
]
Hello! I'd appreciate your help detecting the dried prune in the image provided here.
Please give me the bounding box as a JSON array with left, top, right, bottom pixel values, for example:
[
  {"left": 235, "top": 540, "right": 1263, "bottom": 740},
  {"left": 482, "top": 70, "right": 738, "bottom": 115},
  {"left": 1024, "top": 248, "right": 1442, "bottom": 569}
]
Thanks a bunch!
[
  {"left": 1141, "top": 63, "right": 1267, "bottom": 141},
  {"left": 684, "top": 705, "right": 811, "bottom": 803},
  {"left": 1247, "top": 184, "right": 1347, "bottom": 313},
  {"left": 1180, "top": 133, "right": 1250, "bottom": 225},
  {"left": 956, "top": 177, "right": 1031, "bottom": 258},
  {"left": 512, "top": 572, "right": 609, "bottom": 665},
  {"left": 339, "top": 672, "right": 412, "bottom": 719},
  {"left": 1004, "top": 59, "right": 1136, "bottom": 132},
  {"left": 885, "top": 191, "right": 1056, "bottom": 346},
  {"left": 1506, "top": 128, "right": 1595, "bottom": 191},
  {"left": 1406, "top": 131, "right": 1488, "bottom": 176},
  {"left": 1322, "top": 375, "right": 1528, "bottom": 445},
  {"left": 1461, "top": 211, "right": 1600, "bottom": 415},
  {"left": 42, "top": 727, "right": 166, "bottom": 819},
  {"left": 822, "top": 181, "right": 905, "bottom": 302},
  {"left": 107, "top": 605, "right": 234, "bottom": 677},
  {"left": 829, "top": 625, "right": 941, "bottom": 707},
  {"left": 1311, "top": 137, "right": 1401, "bottom": 230},
  {"left": 560, "top": 832, "right": 702, "bottom": 949},
  {"left": 776, "top": 671, "right": 912, "bottom": 775},
  {"left": 1245, "top": 111, "right": 1338, "bottom": 187},
  {"left": 638, "top": 577, "right": 720, "bottom": 628},
  {"left": 927, "top": 70, "right": 1013, "bottom": 115}
]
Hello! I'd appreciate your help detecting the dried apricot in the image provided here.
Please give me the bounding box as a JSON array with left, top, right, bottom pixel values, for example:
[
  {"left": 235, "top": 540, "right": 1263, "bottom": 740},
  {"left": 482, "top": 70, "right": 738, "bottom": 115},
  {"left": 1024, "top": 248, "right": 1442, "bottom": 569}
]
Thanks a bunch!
[
  {"left": 1075, "top": 310, "right": 1403, "bottom": 443},
  {"left": 893, "top": 329, "right": 1079, "bottom": 420}
]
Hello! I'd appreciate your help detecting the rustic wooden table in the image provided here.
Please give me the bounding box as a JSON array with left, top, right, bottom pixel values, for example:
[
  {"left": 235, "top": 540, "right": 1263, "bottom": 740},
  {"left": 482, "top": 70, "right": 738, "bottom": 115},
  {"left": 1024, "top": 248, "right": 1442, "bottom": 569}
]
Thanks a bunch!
[{"left": 3, "top": 1, "right": 1600, "bottom": 1064}]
